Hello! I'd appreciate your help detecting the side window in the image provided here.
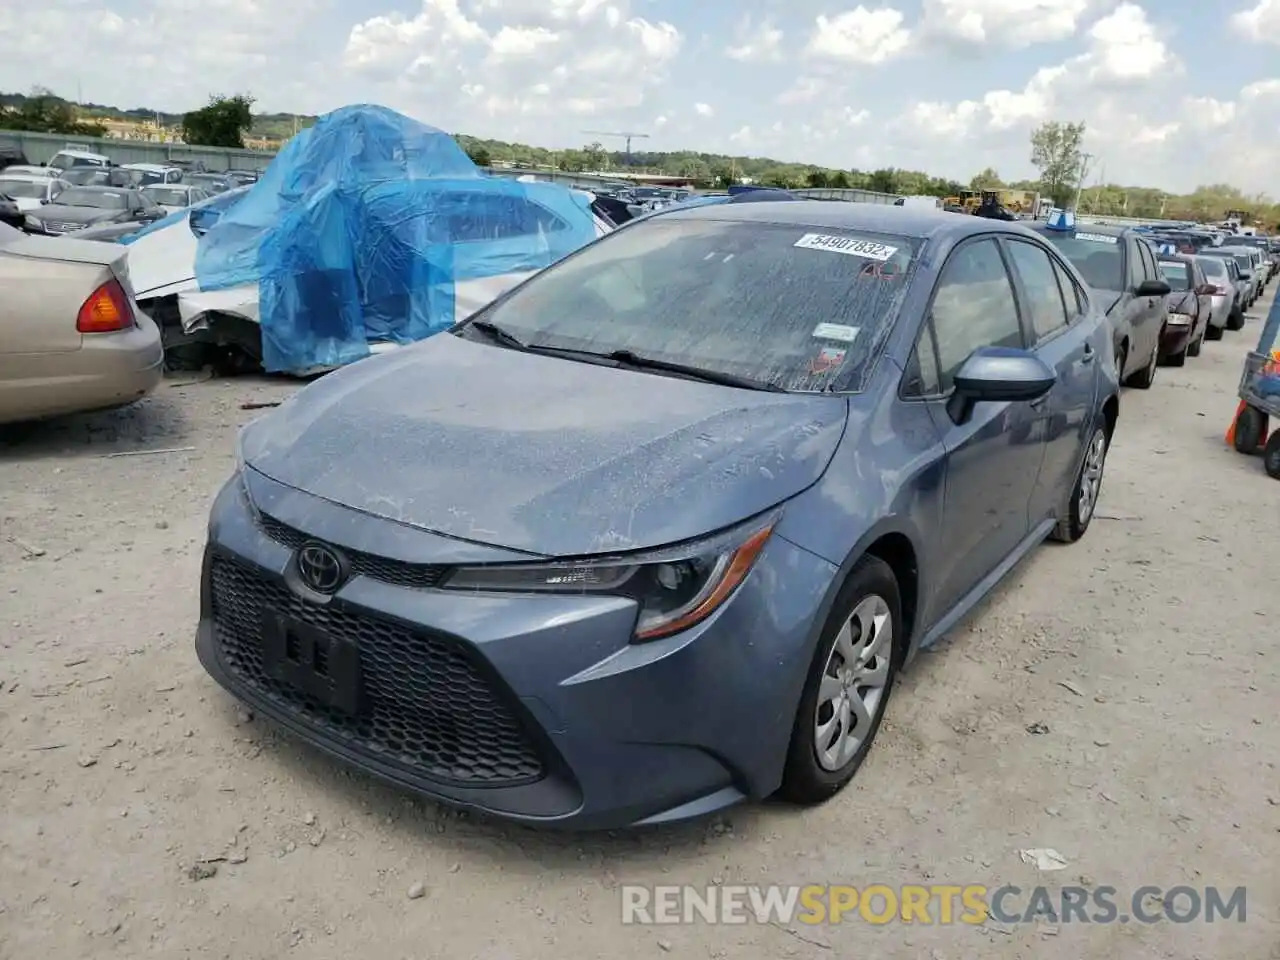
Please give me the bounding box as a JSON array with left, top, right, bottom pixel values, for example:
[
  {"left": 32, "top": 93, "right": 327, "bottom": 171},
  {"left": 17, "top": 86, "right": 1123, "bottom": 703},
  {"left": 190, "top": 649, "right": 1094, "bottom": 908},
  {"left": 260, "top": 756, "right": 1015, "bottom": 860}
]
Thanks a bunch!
[
  {"left": 1136, "top": 241, "right": 1158, "bottom": 283},
  {"left": 901, "top": 322, "right": 941, "bottom": 397},
  {"left": 1050, "top": 256, "right": 1084, "bottom": 316},
  {"left": 1005, "top": 240, "right": 1069, "bottom": 341},
  {"left": 931, "top": 238, "right": 1024, "bottom": 392}
]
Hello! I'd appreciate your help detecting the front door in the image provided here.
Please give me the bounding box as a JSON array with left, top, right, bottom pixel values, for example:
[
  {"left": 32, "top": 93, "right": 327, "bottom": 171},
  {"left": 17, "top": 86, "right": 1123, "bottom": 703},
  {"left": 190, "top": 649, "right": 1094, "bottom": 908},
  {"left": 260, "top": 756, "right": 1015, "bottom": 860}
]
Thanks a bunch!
[
  {"left": 906, "top": 236, "right": 1046, "bottom": 615},
  {"left": 1002, "top": 237, "right": 1098, "bottom": 525}
]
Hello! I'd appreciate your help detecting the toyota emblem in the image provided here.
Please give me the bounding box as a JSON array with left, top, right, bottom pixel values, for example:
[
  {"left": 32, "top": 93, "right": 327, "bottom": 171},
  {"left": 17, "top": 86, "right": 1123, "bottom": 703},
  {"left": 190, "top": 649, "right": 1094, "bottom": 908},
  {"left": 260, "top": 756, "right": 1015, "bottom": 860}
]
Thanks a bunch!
[{"left": 296, "top": 542, "right": 347, "bottom": 594}]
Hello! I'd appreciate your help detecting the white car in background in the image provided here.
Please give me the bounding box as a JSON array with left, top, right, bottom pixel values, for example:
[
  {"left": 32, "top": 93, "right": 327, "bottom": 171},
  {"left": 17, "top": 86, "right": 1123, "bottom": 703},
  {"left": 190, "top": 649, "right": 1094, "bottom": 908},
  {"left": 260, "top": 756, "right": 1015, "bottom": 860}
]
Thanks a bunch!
[
  {"left": 1, "top": 165, "right": 60, "bottom": 178},
  {"left": 0, "top": 173, "right": 72, "bottom": 212},
  {"left": 141, "top": 183, "right": 210, "bottom": 214}
]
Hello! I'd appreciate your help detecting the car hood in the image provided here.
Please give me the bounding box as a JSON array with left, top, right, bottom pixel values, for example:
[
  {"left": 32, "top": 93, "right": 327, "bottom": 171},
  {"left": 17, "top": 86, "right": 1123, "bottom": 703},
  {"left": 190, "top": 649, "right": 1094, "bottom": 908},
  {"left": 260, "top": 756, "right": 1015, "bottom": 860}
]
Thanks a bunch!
[
  {"left": 240, "top": 335, "right": 849, "bottom": 556},
  {"left": 11, "top": 197, "right": 41, "bottom": 212},
  {"left": 30, "top": 204, "right": 118, "bottom": 225}
]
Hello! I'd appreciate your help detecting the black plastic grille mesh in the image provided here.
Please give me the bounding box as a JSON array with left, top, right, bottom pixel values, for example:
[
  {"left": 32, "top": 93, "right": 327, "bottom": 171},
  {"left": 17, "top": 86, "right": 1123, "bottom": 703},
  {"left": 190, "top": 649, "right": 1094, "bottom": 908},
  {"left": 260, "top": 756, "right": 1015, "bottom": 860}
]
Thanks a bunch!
[
  {"left": 258, "top": 514, "right": 449, "bottom": 590},
  {"left": 209, "top": 555, "right": 544, "bottom": 785}
]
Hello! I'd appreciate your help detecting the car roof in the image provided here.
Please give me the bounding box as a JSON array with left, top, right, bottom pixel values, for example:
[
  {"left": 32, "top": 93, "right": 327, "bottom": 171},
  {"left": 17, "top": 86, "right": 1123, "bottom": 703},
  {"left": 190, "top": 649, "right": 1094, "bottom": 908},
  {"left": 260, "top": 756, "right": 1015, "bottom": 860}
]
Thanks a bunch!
[
  {"left": 122, "top": 163, "right": 178, "bottom": 172},
  {"left": 0, "top": 172, "right": 53, "bottom": 182},
  {"left": 1027, "top": 221, "right": 1133, "bottom": 238},
  {"left": 54, "top": 149, "right": 108, "bottom": 158},
  {"left": 653, "top": 200, "right": 1036, "bottom": 241}
]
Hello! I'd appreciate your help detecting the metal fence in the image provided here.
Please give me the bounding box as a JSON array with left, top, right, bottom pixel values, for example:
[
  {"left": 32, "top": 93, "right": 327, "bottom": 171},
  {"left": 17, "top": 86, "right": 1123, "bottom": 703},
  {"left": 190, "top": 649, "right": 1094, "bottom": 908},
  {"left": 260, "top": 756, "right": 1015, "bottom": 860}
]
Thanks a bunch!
[{"left": 0, "top": 129, "right": 277, "bottom": 172}]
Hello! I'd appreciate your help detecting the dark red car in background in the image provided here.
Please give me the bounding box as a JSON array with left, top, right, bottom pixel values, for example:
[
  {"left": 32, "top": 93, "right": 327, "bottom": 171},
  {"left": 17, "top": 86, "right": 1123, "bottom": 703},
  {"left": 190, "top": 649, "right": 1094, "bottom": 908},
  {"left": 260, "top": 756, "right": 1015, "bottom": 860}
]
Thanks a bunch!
[{"left": 1157, "top": 254, "right": 1212, "bottom": 366}]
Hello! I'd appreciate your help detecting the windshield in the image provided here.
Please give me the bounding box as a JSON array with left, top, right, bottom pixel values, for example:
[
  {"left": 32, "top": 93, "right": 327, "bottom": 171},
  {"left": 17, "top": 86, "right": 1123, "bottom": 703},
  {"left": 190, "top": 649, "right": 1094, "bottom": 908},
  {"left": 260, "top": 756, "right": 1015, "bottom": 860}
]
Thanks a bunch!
[
  {"left": 1038, "top": 230, "right": 1124, "bottom": 289},
  {"left": 470, "top": 218, "right": 922, "bottom": 392},
  {"left": 1158, "top": 261, "right": 1190, "bottom": 290},
  {"left": 1197, "top": 257, "right": 1226, "bottom": 277},
  {"left": 0, "top": 180, "right": 46, "bottom": 199},
  {"left": 51, "top": 153, "right": 104, "bottom": 168},
  {"left": 143, "top": 186, "right": 191, "bottom": 206},
  {"left": 55, "top": 188, "right": 127, "bottom": 209}
]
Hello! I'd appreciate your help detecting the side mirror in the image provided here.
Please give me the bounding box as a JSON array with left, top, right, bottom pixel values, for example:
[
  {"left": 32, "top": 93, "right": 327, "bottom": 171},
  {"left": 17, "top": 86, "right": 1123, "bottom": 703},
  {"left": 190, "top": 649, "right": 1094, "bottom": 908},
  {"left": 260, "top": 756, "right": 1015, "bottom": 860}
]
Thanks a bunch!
[
  {"left": 946, "top": 347, "right": 1056, "bottom": 426},
  {"left": 1239, "top": 271, "right": 1253, "bottom": 280},
  {"left": 1135, "top": 278, "right": 1171, "bottom": 297}
]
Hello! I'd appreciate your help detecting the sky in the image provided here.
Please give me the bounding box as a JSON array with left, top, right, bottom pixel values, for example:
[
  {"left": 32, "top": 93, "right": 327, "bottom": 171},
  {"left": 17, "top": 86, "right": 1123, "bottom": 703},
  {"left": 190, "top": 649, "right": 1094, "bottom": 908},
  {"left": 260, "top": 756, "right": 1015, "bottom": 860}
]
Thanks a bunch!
[{"left": 2, "top": 0, "right": 1279, "bottom": 195}]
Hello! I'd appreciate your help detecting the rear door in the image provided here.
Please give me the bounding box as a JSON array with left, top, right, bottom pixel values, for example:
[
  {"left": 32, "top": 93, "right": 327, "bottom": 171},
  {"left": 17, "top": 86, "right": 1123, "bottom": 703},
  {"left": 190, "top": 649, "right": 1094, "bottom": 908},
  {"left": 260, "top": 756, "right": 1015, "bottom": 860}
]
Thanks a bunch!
[
  {"left": 1002, "top": 237, "right": 1097, "bottom": 526},
  {"left": 1129, "top": 238, "right": 1164, "bottom": 367}
]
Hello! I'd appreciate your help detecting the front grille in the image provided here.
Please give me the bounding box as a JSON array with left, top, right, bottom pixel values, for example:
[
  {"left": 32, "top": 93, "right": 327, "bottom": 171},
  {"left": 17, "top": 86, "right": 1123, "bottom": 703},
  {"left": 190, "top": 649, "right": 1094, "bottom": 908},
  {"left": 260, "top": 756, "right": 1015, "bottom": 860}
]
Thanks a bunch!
[
  {"left": 209, "top": 555, "right": 545, "bottom": 785},
  {"left": 258, "top": 513, "right": 448, "bottom": 589}
]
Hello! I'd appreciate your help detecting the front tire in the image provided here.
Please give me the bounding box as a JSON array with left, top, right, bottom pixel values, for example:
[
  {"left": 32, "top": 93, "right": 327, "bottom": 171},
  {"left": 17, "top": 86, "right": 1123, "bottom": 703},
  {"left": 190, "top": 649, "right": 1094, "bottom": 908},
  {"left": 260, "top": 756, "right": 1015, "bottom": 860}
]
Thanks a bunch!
[
  {"left": 1228, "top": 306, "right": 1245, "bottom": 331},
  {"left": 1188, "top": 328, "right": 1205, "bottom": 355},
  {"left": 1234, "top": 405, "right": 1266, "bottom": 454},
  {"left": 1051, "top": 422, "right": 1109, "bottom": 543},
  {"left": 1205, "top": 323, "right": 1224, "bottom": 341},
  {"left": 778, "top": 557, "right": 901, "bottom": 805}
]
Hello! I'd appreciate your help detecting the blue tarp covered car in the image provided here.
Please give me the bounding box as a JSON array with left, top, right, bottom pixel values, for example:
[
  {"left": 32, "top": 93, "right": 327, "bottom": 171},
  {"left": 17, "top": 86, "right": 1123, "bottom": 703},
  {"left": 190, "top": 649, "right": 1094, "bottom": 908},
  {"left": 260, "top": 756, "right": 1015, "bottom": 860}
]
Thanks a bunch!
[{"left": 124, "top": 105, "right": 601, "bottom": 373}]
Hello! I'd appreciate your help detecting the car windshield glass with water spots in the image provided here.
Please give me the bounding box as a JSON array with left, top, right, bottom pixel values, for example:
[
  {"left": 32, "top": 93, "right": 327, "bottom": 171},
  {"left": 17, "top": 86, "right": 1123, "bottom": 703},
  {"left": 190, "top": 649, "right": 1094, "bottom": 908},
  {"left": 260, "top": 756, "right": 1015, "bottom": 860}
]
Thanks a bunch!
[
  {"left": 55, "top": 188, "right": 127, "bottom": 209},
  {"left": 143, "top": 187, "right": 190, "bottom": 205},
  {"left": 0, "top": 180, "right": 45, "bottom": 199},
  {"left": 1158, "top": 261, "right": 1191, "bottom": 289},
  {"left": 1035, "top": 229, "right": 1124, "bottom": 289},
  {"left": 470, "top": 219, "right": 922, "bottom": 393}
]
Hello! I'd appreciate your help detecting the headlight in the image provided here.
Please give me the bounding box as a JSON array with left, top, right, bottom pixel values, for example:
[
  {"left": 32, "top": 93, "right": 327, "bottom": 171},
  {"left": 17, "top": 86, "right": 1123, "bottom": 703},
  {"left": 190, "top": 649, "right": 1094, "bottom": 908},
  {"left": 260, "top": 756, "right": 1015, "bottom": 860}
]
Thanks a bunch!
[
  {"left": 1167, "top": 313, "right": 1192, "bottom": 324},
  {"left": 23, "top": 215, "right": 41, "bottom": 230},
  {"left": 442, "top": 515, "right": 778, "bottom": 642}
]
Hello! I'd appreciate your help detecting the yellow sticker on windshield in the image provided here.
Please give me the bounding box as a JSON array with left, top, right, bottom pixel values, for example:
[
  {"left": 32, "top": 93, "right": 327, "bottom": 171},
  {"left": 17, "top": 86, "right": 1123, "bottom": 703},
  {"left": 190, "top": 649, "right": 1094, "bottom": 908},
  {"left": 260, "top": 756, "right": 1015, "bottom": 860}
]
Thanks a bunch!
[{"left": 794, "top": 233, "right": 898, "bottom": 260}]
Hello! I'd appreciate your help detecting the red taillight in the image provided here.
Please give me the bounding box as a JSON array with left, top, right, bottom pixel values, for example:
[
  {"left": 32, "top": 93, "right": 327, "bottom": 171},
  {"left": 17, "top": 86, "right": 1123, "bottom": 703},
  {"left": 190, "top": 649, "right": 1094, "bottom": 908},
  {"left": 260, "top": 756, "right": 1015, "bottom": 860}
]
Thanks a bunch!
[
  {"left": 76, "top": 278, "right": 134, "bottom": 333},
  {"left": 1209, "top": 284, "right": 1227, "bottom": 295}
]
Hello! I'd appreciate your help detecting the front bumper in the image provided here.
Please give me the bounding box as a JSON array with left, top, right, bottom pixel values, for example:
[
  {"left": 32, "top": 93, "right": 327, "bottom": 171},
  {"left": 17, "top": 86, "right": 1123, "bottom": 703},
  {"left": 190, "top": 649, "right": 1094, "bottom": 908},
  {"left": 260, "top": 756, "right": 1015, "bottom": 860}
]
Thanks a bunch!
[{"left": 194, "top": 470, "right": 838, "bottom": 830}]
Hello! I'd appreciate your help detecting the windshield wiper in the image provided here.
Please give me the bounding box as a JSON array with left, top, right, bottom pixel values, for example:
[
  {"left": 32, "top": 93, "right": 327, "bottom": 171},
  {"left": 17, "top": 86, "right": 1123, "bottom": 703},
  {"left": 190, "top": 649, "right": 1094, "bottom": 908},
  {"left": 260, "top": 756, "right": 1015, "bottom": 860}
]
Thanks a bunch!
[
  {"left": 563, "top": 348, "right": 785, "bottom": 392},
  {"left": 463, "top": 322, "right": 784, "bottom": 392},
  {"left": 465, "top": 320, "right": 529, "bottom": 350}
]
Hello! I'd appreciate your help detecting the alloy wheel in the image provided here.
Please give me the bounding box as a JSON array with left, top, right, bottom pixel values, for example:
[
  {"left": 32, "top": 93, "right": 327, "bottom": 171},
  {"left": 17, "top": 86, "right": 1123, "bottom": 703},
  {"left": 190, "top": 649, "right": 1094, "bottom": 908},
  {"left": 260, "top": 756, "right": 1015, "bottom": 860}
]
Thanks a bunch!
[
  {"left": 814, "top": 595, "right": 893, "bottom": 771},
  {"left": 1078, "top": 429, "right": 1107, "bottom": 525}
]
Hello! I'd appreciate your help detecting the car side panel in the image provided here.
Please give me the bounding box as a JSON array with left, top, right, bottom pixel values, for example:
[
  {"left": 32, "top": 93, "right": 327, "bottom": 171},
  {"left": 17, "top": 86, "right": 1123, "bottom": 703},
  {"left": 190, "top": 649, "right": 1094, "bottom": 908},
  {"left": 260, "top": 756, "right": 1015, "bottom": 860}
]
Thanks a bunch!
[{"left": 0, "top": 253, "right": 110, "bottom": 353}]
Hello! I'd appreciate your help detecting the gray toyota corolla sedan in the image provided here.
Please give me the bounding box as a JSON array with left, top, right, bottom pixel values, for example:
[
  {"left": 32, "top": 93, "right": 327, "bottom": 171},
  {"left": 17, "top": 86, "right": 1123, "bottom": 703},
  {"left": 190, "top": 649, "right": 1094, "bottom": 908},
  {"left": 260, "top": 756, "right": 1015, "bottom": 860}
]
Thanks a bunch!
[{"left": 196, "top": 202, "right": 1120, "bottom": 829}]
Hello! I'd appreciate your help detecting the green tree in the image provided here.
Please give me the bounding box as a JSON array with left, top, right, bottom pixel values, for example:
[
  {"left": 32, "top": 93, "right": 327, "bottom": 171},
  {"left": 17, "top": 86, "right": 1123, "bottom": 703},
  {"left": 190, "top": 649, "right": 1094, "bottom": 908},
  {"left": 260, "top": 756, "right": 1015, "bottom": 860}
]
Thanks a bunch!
[
  {"left": 0, "top": 86, "right": 105, "bottom": 135},
  {"left": 829, "top": 170, "right": 851, "bottom": 189},
  {"left": 464, "top": 144, "right": 491, "bottom": 166},
  {"left": 1029, "top": 120, "right": 1086, "bottom": 208},
  {"left": 866, "top": 168, "right": 897, "bottom": 194},
  {"left": 182, "top": 94, "right": 255, "bottom": 148},
  {"left": 969, "top": 167, "right": 1003, "bottom": 190}
]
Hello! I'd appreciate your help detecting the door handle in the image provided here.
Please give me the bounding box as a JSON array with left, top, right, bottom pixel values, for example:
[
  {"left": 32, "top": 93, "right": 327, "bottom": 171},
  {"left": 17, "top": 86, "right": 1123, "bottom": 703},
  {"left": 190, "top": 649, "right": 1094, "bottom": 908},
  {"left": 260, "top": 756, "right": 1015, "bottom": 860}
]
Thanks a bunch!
[{"left": 1080, "top": 343, "right": 1095, "bottom": 364}]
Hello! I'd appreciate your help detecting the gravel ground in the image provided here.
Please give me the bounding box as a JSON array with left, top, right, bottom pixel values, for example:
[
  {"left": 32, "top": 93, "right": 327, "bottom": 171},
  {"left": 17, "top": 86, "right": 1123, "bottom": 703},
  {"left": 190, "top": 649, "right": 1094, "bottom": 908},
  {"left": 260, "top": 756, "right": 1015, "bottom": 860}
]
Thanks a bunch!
[{"left": 1, "top": 289, "right": 1277, "bottom": 960}]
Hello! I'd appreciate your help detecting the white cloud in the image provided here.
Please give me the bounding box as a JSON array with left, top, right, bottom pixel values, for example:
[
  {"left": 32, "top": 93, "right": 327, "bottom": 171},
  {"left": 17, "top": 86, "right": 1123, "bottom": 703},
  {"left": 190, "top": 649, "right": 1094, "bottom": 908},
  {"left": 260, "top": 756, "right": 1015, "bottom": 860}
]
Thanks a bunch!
[
  {"left": 919, "top": 0, "right": 1098, "bottom": 50},
  {"left": 694, "top": 102, "right": 714, "bottom": 116},
  {"left": 805, "top": 6, "right": 911, "bottom": 64},
  {"left": 1230, "top": 0, "right": 1280, "bottom": 39},
  {"left": 725, "top": 16, "right": 783, "bottom": 60}
]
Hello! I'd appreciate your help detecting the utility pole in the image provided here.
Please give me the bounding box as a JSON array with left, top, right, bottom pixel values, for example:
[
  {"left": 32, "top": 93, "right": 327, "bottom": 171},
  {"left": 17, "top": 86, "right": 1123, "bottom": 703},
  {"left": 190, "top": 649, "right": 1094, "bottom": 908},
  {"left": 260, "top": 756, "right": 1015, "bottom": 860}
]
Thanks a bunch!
[{"left": 1071, "top": 152, "right": 1093, "bottom": 213}]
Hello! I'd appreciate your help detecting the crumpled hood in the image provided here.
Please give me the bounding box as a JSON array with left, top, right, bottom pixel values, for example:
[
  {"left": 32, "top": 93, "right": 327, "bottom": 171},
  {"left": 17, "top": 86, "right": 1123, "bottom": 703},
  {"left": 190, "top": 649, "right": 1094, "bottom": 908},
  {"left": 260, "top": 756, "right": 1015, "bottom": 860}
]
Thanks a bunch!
[{"left": 241, "top": 334, "right": 848, "bottom": 556}]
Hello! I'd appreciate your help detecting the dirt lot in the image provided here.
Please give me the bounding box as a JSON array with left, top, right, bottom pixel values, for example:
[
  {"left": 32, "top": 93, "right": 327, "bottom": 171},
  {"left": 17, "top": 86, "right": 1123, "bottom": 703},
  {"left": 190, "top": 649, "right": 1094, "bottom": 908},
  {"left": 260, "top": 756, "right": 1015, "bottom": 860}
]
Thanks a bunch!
[{"left": 2, "top": 290, "right": 1277, "bottom": 960}]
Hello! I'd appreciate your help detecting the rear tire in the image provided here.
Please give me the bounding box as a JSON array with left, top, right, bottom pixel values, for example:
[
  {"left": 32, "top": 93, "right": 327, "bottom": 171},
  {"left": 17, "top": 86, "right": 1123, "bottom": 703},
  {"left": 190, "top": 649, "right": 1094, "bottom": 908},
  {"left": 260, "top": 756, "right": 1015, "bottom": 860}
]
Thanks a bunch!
[
  {"left": 1265, "top": 432, "right": 1280, "bottom": 479},
  {"left": 1234, "top": 405, "right": 1266, "bottom": 454},
  {"left": 1125, "top": 341, "right": 1158, "bottom": 389},
  {"left": 778, "top": 557, "right": 901, "bottom": 805},
  {"left": 1051, "top": 422, "right": 1109, "bottom": 543},
  {"left": 1205, "top": 323, "right": 1224, "bottom": 341},
  {"left": 1164, "top": 344, "right": 1187, "bottom": 367}
]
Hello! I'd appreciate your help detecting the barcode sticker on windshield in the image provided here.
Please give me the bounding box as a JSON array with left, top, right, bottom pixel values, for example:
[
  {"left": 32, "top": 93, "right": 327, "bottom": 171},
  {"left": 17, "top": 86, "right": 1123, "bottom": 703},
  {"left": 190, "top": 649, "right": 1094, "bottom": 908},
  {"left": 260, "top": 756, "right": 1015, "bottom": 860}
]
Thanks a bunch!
[
  {"left": 794, "top": 233, "right": 897, "bottom": 260},
  {"left": 812, "top": 323, "right": 860, "bottom": 342},
  {"left": 1072, "top": 232, "right": 1118, "bottom": 244}
]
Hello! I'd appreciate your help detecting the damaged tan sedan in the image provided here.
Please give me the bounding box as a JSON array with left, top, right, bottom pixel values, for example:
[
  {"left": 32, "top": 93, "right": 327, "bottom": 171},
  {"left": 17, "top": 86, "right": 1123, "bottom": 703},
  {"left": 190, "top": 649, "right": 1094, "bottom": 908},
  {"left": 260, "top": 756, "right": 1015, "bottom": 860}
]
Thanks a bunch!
[{"left": 0, "top": 223, "right": 162, "bottom": 425}]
